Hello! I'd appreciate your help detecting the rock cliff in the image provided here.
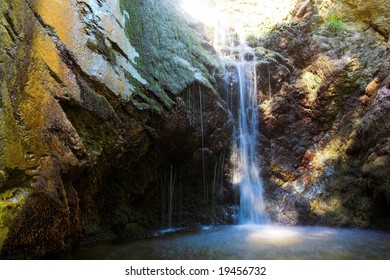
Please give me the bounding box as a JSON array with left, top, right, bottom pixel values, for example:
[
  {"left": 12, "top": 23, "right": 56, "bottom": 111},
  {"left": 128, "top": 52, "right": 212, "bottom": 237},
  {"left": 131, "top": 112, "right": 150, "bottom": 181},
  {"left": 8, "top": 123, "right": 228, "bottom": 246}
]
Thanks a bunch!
[
  {"left": 254, "top": 0, "right": 390, "bottom": 228},
  {"left": 0, "top": 0, "right": 230, "bottom": 259}
]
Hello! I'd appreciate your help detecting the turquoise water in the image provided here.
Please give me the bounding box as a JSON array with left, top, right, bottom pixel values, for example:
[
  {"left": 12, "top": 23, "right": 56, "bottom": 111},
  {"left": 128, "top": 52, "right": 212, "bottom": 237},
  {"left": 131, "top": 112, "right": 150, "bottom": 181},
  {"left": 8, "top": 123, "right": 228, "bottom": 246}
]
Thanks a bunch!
[{"left": 59, "top": 225, "right": 390, "bottom": 259}]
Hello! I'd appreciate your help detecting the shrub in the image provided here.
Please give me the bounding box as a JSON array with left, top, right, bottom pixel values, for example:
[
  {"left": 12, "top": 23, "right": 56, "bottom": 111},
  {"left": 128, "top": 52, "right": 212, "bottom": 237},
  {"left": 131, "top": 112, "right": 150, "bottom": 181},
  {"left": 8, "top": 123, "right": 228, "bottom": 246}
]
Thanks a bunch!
[{"left": 326, "top": 15, "right": 344, "bottom": 31}]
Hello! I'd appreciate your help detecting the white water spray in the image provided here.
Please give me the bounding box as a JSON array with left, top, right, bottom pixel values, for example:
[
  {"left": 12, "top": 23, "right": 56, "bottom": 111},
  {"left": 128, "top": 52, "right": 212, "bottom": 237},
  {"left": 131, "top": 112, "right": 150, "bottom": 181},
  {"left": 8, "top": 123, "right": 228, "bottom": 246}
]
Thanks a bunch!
[{"left": 215, "top": 27, "right": 267, "bottom": 224}]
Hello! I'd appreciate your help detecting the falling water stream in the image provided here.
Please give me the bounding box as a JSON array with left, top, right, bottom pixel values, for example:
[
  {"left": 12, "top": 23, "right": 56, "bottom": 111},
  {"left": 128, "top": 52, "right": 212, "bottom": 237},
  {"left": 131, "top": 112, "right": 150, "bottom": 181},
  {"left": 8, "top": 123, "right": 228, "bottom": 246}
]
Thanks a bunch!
[{"left": 214, "top": 25, "right": 266, "bottom": 223}]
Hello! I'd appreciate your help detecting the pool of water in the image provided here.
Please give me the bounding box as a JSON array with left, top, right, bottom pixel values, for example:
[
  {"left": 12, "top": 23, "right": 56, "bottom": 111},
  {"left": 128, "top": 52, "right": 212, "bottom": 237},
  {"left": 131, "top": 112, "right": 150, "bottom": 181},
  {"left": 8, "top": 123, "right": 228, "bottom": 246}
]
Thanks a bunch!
[{"left": 59, "top": 225, "right": 390, "bottom": 259}]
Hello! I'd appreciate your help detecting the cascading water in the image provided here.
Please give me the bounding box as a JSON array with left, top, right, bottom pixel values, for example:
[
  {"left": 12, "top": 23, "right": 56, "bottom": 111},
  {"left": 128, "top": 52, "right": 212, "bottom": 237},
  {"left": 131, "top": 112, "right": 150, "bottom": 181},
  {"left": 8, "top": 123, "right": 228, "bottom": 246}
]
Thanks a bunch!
[{"left": 215, "top": 29, "right": 267, "bottom": 224}]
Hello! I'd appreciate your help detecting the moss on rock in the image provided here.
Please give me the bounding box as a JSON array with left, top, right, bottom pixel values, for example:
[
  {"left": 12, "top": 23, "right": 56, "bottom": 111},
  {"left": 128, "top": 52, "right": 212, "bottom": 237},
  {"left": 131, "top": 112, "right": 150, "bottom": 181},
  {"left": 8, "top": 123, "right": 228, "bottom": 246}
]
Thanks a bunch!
[
  {"left": 0, "top": 188, "right": 30, "bottom": 251},
  {"left": 119, "top": 0, "right": 219, "bottom": 112}
]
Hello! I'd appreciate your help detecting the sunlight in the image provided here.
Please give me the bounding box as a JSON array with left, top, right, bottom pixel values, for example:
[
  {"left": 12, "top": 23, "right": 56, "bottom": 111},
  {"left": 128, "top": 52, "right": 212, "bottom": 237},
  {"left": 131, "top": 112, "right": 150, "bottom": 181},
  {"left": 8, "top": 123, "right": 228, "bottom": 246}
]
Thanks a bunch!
[
  {"left": 246, "top": 225, "right": 338, "bottom": 246},
  {"left": 179, "top": 0, "right": 299, "bottom": 38},
  {"left": 180, "top": 0, "right": 221, "bottom": 26},
  {"left": 297, "top": 54, "right": 335, "bottom": 104},
  {"left": 230, "top": 149, "right": 242, "bottom": 185},
  {"left": 247, "top": 225, "right": 301, "bottom": 246}
]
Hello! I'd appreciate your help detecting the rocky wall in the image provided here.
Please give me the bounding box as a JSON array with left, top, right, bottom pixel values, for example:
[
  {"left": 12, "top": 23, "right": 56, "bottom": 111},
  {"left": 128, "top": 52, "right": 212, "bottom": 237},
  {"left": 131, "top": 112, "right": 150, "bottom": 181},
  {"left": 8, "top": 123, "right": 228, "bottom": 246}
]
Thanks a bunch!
[
  {"left": 0, "top": 0, "right": 230, "bottom": 259},
  {"left": 255, "top": 0, "right": 390, "bottom": 228}
]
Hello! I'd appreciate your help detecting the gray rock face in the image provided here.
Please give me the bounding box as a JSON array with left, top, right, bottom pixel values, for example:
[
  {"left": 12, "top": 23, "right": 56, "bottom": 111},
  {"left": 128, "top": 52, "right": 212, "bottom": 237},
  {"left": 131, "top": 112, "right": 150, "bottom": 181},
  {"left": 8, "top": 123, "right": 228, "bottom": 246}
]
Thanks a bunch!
[{"left": 0, "top": 0, "right": 229, "bottom": 259}]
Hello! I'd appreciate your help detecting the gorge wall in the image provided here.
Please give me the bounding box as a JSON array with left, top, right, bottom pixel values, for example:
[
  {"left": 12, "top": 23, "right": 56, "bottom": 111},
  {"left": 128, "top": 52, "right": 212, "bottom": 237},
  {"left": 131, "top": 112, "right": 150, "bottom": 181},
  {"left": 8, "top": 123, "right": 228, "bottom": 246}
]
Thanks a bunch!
[
  {"left": 0, "top": 0, "right": 231, "bottom": 259},
  {"left": 254, "top": 0, "right": 390, "bottom": 228},
  {"left": 1, "top": 0, "right": 389, "bottom": 259}
]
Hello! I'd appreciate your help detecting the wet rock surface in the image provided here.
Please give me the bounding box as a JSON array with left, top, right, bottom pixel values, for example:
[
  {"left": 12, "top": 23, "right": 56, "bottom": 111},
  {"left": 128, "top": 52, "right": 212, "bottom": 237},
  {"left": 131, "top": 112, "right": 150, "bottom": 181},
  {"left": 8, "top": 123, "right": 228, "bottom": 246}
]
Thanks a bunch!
[{"left": 0, "top": 0, "right": 230, "bottom": 259}]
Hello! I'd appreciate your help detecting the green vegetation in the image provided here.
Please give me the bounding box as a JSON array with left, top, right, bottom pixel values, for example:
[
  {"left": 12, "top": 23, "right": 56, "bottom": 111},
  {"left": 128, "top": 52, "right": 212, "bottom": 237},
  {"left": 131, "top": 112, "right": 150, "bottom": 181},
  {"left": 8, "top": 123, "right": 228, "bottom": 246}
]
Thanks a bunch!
[
  {"left": 326, "top": 15, "right": 345, "bottom": 31},
  {"left": 246, "top": 33, "right": 260, "bottom": 48},
  {"left": 119, "top": 0, "right": 219, "bottom": 113},
  {"left": 0, "top": 188, "right": 30, "bottom": 251}
]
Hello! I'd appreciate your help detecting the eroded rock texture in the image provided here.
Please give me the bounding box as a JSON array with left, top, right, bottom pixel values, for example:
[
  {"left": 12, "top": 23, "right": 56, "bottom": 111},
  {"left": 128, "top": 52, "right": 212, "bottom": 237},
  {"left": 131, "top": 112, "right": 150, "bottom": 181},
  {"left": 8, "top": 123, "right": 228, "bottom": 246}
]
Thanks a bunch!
[
  {"left": 0, "top": 0, "right": 230, "bottom": 259},
  {"left": 255, "top": 0, "right": 390, "bottom": 227}
]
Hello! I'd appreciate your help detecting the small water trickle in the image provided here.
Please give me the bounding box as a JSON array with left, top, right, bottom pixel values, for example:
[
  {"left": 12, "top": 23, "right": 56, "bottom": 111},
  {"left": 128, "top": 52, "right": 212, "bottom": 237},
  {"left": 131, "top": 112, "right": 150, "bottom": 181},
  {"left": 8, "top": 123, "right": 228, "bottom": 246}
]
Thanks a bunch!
[
  {"left": 215, "top": 27, "right": 267, "bottom": 224},
  {"left": 211, "top": 152, "right": 225, "bottom": 225},
  {"left": 198, "top": 86, "right": 208, "bottom": 212},
  {"left": 160, "top": 165, "right": 179, "bottom": 229},
  {"left": 168, "top": 165, "right": 176, "bottom": 228}
]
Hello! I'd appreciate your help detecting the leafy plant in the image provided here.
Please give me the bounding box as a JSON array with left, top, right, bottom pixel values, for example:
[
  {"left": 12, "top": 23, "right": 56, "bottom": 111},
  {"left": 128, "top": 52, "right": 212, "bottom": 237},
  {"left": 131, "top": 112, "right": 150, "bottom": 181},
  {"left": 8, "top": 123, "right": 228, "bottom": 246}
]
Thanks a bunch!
[{"left": 326, "top": 15, "right": 344, "bottom": 31}]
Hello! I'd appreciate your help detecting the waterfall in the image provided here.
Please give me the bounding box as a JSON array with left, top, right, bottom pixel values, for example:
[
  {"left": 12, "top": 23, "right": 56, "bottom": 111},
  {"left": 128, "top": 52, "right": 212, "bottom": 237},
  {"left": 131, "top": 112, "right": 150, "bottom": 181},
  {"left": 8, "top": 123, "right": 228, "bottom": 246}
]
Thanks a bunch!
[
  {"left": 215, "top": 29, "right": 267, "bottom": 224},
  {"left": 235, "top": 49, "right": 266, "bottom": 224}
]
